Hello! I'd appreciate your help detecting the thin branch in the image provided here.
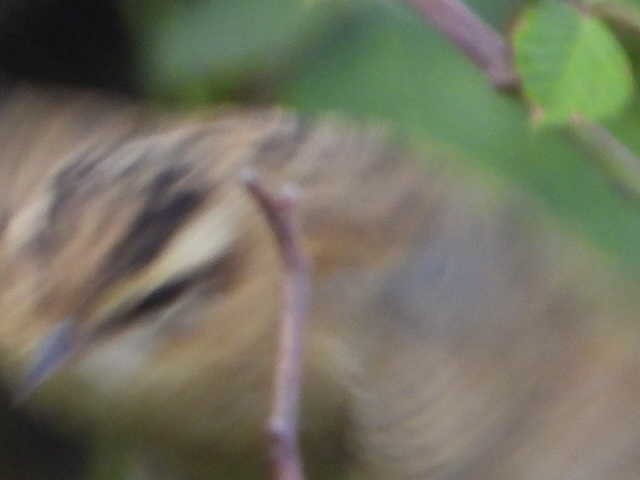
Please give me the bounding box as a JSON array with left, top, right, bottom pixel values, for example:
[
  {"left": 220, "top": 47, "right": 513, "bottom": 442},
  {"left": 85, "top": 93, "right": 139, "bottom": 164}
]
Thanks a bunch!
[
  {"left": 571, "top": 116, "right": 640, "bottom": 201},
  {"left": 405, "top": 0, "right": 519, "bottom": 89},
  {"left": 592, "top": 1, "right": 640, "bottom": 34},
  {"left": 406, "top": 0, "right": 640, "bottom": 202},
  {"left": 241, "top": 169, "right": 311, "bottom": 480}
]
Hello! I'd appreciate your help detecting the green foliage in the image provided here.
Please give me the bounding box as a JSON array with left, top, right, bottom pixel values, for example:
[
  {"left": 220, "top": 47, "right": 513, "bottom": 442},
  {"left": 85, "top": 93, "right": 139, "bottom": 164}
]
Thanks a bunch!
[
  {"left": 280, "top": 2, "right": 640, "bottom": 271},
  {"left": 514, "top": 0, "right": 633, "bottom": 125},
  {"left": 121, "top": 0, "right": 640, "bottom": 272}
]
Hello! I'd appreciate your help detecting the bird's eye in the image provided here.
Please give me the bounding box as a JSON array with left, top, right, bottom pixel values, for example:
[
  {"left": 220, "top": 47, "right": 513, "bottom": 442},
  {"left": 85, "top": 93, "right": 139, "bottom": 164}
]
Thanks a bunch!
[
  {"left": 128, "top": 276, "right": 194, "bottom": 318},
  {"left": 88, "top": 276, "right": 195, "bottom": 339}
]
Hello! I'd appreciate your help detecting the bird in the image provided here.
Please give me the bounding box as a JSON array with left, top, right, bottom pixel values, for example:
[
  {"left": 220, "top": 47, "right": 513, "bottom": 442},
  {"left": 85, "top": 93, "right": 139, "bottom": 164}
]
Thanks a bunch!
[{"left": 0, "top": 84, "right": 639, "bottom": 479}]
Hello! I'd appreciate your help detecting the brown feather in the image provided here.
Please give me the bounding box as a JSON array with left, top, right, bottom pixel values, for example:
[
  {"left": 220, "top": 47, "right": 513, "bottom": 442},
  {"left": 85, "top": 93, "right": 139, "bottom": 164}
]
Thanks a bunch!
[{"left": 0, "top": 85, "right": 638, "bottom": 479}]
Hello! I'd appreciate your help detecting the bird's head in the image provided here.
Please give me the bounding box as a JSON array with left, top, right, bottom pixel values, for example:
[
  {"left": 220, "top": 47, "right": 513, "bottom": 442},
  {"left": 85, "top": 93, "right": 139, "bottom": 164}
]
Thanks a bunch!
[{"left": 0, "top": 123, "right": 285, "bottom": 402}]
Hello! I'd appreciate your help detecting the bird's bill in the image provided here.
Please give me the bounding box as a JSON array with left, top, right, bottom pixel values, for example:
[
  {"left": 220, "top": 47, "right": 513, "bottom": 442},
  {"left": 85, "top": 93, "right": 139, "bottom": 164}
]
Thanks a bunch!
[{"left": 14, "top": 318, "right": 77, "bottom": 403}]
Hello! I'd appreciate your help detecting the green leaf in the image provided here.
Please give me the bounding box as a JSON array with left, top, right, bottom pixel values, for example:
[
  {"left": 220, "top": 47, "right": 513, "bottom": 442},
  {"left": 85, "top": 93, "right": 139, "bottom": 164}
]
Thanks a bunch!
[{"left": 513, "top": 0, "right": 633, "bottom": 125}]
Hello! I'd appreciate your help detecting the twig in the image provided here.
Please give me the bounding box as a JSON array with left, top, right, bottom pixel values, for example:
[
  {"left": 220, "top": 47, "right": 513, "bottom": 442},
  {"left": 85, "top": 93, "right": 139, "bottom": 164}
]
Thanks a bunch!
[
  {"left": 570, "top": 116, "right": 640, "bottom": 201},
  {"left": 592, "top": 1, "right": 640, "bottom": 34},
  {"left": 406, "top": 0, "right": 640, "bottom": 202},
  {"left": 241, "top": 169, "right": 311, "bottom": 480},
  {"left": 405, "top": 0, "right": 519, "bottom": 89}
]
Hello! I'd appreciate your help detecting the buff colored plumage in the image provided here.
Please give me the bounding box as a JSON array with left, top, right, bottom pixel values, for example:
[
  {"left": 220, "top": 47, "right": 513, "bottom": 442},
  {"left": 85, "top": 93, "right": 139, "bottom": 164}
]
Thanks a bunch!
[{"left": 0, "top": 86, "right": 639, "bottom": 479}]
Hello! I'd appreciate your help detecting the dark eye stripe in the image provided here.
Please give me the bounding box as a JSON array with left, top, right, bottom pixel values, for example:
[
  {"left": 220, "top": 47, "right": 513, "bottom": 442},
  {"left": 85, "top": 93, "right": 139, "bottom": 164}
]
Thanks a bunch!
[
  {"left": 128, "top": 275, "right": 193, "bottom": 317},
  {"left": 104, "top": 188, "right": 206, "bottom": 279},
  {"left": 88, "top": 248, "right": 241, "bottom": 340},
  {"left": 85, "top": 269, "right": 204, "bottom": 340},
  {"left": 100, "top": 163, "right": 211, "bottom": 283}
]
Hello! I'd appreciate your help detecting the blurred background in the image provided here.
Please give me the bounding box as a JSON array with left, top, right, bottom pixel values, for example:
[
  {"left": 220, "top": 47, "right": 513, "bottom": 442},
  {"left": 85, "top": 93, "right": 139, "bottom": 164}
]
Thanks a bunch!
[{"left": 1, "top": 0, "right": 640, "bottom": 478}]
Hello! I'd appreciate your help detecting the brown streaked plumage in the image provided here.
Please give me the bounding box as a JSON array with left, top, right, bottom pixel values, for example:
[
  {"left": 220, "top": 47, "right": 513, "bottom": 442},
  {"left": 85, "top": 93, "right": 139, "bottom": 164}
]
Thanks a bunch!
[{"left": 0, "top": 85, "right": 639, "bottom": 479}]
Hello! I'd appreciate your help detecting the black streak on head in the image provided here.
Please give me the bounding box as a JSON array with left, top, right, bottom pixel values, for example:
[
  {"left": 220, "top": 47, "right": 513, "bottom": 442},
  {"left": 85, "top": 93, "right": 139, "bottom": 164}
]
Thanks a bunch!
[
  {"left": 46, "top": 128, "right": 214, "bottom": 244},
  {"left": 45, "top": 152, "right": 105, "bottom": 246},
  {"left": 39, "top": 136, "right": 146, "bottom": 254},
  {"left": 89, "top": 246, "right": 242, "bottom": 340},
  {"left": 51, "top": 139, "right": 132, "bottom": 215},
  {"left": 102, "top": 167, "right": 208, "bottom": 281}
]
